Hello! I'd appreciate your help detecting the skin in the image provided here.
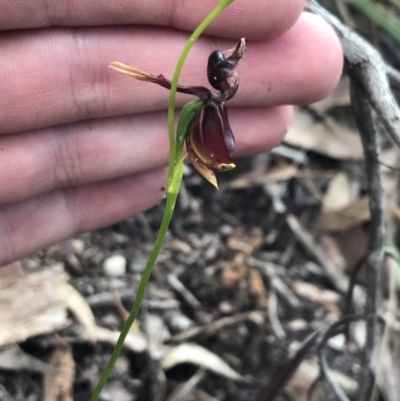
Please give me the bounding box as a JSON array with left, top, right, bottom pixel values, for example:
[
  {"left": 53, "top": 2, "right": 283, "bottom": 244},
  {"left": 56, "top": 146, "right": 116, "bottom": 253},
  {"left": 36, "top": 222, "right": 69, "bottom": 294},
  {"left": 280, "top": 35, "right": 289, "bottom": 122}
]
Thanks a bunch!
[{"left": 0, "top": 0, "right": 343, "bottom": 265}]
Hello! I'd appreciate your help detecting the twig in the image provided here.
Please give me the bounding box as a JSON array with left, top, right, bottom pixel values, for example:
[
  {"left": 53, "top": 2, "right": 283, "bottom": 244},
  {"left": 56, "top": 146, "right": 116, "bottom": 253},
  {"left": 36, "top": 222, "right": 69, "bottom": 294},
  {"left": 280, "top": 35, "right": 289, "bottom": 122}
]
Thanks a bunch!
[
  {"left": 306, "top": 3, "right": 390, "bottom": 400},
  {"left": 308, "top": 315, "right": 362, "bottom": 401},
  {"left": 344, "top": 254, "right": 368, "bottom": 320},
  {"left": 306, "top": 0, "right": 400, "bottom": 149},
  {"left": 165, "top": 368, "right": 206, "bottom": 401},
  {"left": 167, "top": 274, "right": 202, "bottom": 309},
  {"left": 370, "top": 255, "right": 399, "bottom": 401},
  {"left": 0, "top": 384, "right": 14, "bottom": 401},
  {"left": 319, "top": 315, "right": 361, "bottom": 401},
  {"left": 285, "top": 214, "right": 350, "bottom": 295},
  {"left": 170, "top": 311, "right": 261, "bottom": 342},
  {"left": 386, "top": 64, "right": 400, "bottom": 91},
  {"left": 86, "top": 289, "right": 180, "bottom": 310},
  {"left": 350, "top": 79, "right": 385, "bottom": 401},
  {"left": 320, "top": 353, "right": 351, "bottom": 401},
  {"left": 247, "top": 257, "right": 301, "bottom": 308},
  {"left": 253, "top": 332, "right": 319, "bottom": 401},
  {"left": 268, "top": 290, "right": 286, "bottom": 340}
]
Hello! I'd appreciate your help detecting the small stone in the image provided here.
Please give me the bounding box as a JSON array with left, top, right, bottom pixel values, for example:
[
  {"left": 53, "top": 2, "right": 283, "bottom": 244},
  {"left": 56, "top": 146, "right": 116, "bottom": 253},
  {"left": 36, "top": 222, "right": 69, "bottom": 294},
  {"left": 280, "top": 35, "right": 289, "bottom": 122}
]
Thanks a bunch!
[
  {"left": 218, "top": 301, "right": 234, "bottom": 314},
  {"left": 219, "top": 224, "right": 234, "bottom": 236},
  {"left": 288, "top": 319, "right": 308, "bottom": 331},
  {"left": 71, "top": 239, "right": 85, "bottom": 254},
  {"left": 327, "top": 333, "right": 346, "bottom": 351},
  {"left": 351, "top": 320, "right": 366, "bottom": 349},
  {"left": 102, "top": 313, "right": 120, "bottom": 328},
  {"left": 166, "top": 311, "right": 193, "bottom": 333},
  {"left": 114, "top": 355, "right": 130, "bottom": 376},
  {"left": 103, "top": 255, "right": 126, "bottom": 277}
]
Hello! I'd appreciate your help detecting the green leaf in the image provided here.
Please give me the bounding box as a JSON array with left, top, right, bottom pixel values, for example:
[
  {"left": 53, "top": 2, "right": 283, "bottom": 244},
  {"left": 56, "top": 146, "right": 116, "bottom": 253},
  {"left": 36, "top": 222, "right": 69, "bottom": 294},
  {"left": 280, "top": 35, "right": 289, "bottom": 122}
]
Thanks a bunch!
[{"left": 347, "top": 0, "right": 400, "bottom": 42}]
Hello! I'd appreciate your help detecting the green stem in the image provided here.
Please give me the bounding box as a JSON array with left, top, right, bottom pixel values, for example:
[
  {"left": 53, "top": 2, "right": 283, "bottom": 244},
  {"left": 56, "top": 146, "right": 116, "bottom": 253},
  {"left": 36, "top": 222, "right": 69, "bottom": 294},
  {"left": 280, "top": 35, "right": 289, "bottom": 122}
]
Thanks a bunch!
[
  {"left": 89, "top": 192, "right": 179, "bottom": 401},
  {"left": 167, "top": 0, "right": 235, "bottom": 182},
  {"left": 90, "top": 1, "right": 234, "bottom": 399}
]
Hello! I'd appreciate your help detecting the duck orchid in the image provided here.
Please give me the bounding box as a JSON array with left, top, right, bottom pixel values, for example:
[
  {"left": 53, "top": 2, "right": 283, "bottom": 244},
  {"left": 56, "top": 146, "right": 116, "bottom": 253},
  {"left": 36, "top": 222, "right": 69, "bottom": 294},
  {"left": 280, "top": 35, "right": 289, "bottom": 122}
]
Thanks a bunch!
[{"left": 110, "top": 38, "right": 245, "bottom": 188}]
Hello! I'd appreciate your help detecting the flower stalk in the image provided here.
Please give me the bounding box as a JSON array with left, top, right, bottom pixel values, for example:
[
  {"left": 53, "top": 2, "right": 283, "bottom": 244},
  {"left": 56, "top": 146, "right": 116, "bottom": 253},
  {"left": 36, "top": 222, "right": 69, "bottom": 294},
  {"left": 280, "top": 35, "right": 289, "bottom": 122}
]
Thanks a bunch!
[{"left": 89, "top": 2, "right": 239, "bottom": 400}]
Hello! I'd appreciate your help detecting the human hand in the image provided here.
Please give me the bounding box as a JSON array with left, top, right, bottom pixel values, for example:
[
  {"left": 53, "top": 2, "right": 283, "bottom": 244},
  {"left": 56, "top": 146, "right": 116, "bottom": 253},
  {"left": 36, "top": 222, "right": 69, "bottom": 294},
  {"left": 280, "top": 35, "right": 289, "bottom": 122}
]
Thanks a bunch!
[{"left": 0, "top": 0, "right": 343, "bottom": 265}]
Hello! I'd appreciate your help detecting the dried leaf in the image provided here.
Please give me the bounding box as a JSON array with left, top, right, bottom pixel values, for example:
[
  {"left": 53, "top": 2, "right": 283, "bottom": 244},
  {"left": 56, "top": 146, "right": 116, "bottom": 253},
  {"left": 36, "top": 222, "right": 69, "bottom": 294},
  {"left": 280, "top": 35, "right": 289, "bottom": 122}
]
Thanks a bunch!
[
  {"left": 371, "top": 334, "right": 400, "bottom": 401},
  {"left": 319, "top": 236, "right": 347, "bottom": 273},
  {"left": 313, "top": 196, "right": 370, "bottom": 232},
  {"left": 221, "top": 260, "right": 246, "bottom": 289},
  {"left": 0, "top": 344, "right": 54, "bottom": 373},
  {"left": 285, "top": 108, "right": 363, "bottom": 160},
  {"left": 227, "top": 232, "right": 263, "bottom": 254},
  {"left": 161, "top": 343, "right": 248, "bottom": 382},
  {"left": 58, "top": 283, "right": 97, "bottom": 342},
  {"left": 0, "top": 271, "right": 69, "bottom": 346},
  {"left": 292, "top": 281, "right": 340, "bottom": 318},
  {"left": 167, "top": 239, "right": 193, "bottom": 254},
  {"left": 0, "top": 261, "right": 23, "bottom": 278},
  {"left": 227, "top": 165, "right": 335, "bottom": 190},
  {"left": 227, "top": 164, "right": 298, "bottom": 189},
  {"left": 286, "top": 359, "right": 358, "bottom": 401},
  {"left": 321, "top": 172, "right": 352, "bottom": 212},
  {"left": 43, "top": 345, "right": 75, "bottom": 401},
  {"left": 248, "top": 269, "right": 268, "bottom": 309},
  {"left": 95, "top": 326, "right": 148, "bottom": 353}
]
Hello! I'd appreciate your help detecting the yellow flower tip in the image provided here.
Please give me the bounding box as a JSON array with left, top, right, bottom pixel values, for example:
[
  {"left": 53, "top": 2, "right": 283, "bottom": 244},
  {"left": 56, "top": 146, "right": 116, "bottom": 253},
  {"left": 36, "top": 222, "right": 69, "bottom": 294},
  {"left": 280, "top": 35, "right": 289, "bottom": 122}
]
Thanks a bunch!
[
  {"left": 217, "top": 163, "right": 236, "bottom": 172},
  {"left": 189, "top": 154, "right": 219, "bottom": 189},
  {"left": 207, "top": 174, "right": 219, "bottom": 190}
]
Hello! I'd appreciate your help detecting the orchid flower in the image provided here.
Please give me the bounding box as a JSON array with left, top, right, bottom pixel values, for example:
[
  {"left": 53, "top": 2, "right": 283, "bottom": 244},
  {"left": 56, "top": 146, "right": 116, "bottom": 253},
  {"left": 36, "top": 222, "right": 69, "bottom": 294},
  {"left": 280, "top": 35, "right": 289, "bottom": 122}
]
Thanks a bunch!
[{"left": 110, "top": 38, "right": 245, "bottom": 188}]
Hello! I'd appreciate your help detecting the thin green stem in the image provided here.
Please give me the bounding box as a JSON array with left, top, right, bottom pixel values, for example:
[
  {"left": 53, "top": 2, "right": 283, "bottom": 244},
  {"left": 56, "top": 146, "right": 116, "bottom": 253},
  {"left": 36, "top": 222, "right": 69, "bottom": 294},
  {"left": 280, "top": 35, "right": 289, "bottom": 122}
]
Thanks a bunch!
[
  {"left": 89, "top": 193, "right": 179, "bottom": 401},
  {"left": 167, "top": 0, "right": 235, "bottom": 182},
  {"left": 90, "top": 1, "right": 235, "bottom": 400}
]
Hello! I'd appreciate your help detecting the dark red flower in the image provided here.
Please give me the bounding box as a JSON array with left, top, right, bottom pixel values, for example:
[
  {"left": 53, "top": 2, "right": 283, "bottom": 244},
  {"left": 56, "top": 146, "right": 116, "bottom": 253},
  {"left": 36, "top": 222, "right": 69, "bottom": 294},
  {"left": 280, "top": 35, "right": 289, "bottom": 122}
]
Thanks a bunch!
[
  {"left": 185, "top": 38, "right": 245, "bottom": 187},
  {"left": 109, "top": 38, "right": 246, "bottom": 188}
]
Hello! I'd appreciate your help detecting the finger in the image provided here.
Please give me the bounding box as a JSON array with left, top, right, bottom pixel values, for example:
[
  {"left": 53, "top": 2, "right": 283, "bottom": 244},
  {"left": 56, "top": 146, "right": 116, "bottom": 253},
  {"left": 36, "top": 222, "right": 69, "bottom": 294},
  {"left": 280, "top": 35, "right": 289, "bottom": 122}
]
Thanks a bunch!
[
  {"left": 0, "top": 168, "right": 167, "bottom": 266},
  {"left": 0, "top": 105, "right": 292, "bottom": 207},
  {"left": 0, "top": 13, "right": 341, "bottom": 134},
  {"left": 250, "top": 12, "right": 343, "bottom": 106},
  {"left": 0, "top": 0, "right": 304, "bottom": 40}
]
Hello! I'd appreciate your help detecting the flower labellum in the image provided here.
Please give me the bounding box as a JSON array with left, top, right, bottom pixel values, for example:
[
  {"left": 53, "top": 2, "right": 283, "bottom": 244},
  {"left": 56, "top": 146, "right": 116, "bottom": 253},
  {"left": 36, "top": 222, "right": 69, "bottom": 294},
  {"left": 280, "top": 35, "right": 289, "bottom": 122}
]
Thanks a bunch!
[
  {"left": 186, "top": 101, "right": 235, "bottom": 189},
  {"left": 109, "top": 38, "right": 246, "bottom": 188}
]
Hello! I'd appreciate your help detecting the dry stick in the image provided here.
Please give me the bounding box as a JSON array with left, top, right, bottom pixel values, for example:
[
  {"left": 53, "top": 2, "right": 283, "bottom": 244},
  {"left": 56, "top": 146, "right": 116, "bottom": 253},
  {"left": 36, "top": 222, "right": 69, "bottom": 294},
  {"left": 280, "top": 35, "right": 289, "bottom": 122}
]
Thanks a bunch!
[
  {"left": 253, "top": 331, "right": 319, "bottom": 401},
  {"left": 319, "top": 315, "right": 363, "bottom": 401},
  {"left": 170, "top": 311, "right": 259, "bottom": 343},
  {"left": 268, "top": 289, "right": 286, "bottom": 340},
  {"left": 308, "top": 314, "right": 362, "bottom": 401},
  {"left": 343, "top": 252, "right": 368, "bottom": 341},
  {"left": 165, "top": 368, "right": 206, "bottom": 401},
  {"left": 285, "top": 214, "right": 350, "bottom": 295},
  {"left": 350, "top": 79, "right": 385, "bottom": 401},
  {"left": 306, "top": 2, "right": 393, "bottom": 400},
  {"left": 306, "top": 0, "right": 400, "bottom": 148},
  {"left": 386, "top": 65, "right": 400, "bottom": 91}
]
